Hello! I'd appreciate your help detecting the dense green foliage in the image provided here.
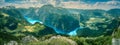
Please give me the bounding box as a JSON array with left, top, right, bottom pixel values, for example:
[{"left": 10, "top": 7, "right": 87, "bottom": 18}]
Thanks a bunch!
[
  {"left": 70, "top": 36, "right": 112, "bottom": 45},
  {"left": 0, "top": 6, "right": 120, "bottom": 45}
]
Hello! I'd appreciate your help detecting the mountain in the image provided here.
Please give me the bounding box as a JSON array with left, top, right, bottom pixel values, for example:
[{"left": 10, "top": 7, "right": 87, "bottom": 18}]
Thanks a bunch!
[
  {"left": 0, "top": 7, "right": 57, "bottom": 44},
  {"left": 1, "top": 5, "right": 119, "bottom": 36},
  {"left": 18, "top": 5, "right": 81, "bottom": 34},
  {"left": 0, "top": 4, "right": 120, "bottom": 45},
  {"left": 107, "top": 9, "right": 120, "bottom": 18},
  {"left": 17, "top": 5, "right": 120, "bottom": 36}
]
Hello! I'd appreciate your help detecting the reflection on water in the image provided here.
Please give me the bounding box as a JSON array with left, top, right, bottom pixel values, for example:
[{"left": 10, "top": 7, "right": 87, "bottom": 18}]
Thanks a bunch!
[
  {"left": 68, "top": 27, "right": 84, "bottom": 36},
  {"left": 24, "top": 16, "right": 43, "bottom": 24}
]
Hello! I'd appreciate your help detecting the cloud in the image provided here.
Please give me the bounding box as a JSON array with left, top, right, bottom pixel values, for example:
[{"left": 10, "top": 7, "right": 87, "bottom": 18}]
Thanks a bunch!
[
  {"left": 92, "top": 1, "right": 120, "bottom": 10},
  {"left": 0, "top": 0, "right": 120, "bottom": 10},
  {"left": 59, "top": 1, "right": 92, "bottom": 9},
  {"left": 59, "top": 1, "right": 120, "bottom": 10}
]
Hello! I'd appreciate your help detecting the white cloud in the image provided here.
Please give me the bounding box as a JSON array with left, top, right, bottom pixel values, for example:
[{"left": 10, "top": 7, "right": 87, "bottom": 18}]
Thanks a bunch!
[
  {"left": 0, "top": 0, "right": 120, "bottom": 10},
  {"left": 59, "top": 1, "right": 120, "bottom": 10},
  {"left": 0, "top": 0, "right": 57, "bottom": 8},
  {"left": 60, "top": 1, "right": 92, "bottom": 9},
  {"left": 93, "top": 1, "right": 120, "bottom": 10}
]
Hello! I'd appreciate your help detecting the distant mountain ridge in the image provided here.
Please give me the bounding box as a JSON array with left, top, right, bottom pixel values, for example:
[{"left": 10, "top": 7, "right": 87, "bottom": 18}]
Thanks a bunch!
[
  {"left": 1, "top": 5, "right": 120, "bottom": 36},
  {"left": 17, "top": 5, "right": 120, "bottom": 36}
]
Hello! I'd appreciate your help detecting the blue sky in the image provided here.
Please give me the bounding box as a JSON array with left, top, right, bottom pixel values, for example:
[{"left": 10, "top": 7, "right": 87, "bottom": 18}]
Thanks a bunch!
[
  {"left": 62, "top": 0, "right": 120, "bottom": 4},
  {"left": 63, "top": 0, "right": 120, "bottom": 2},
  {"left": 4, "top": 0, "right": 120, "bottom": 3}
]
